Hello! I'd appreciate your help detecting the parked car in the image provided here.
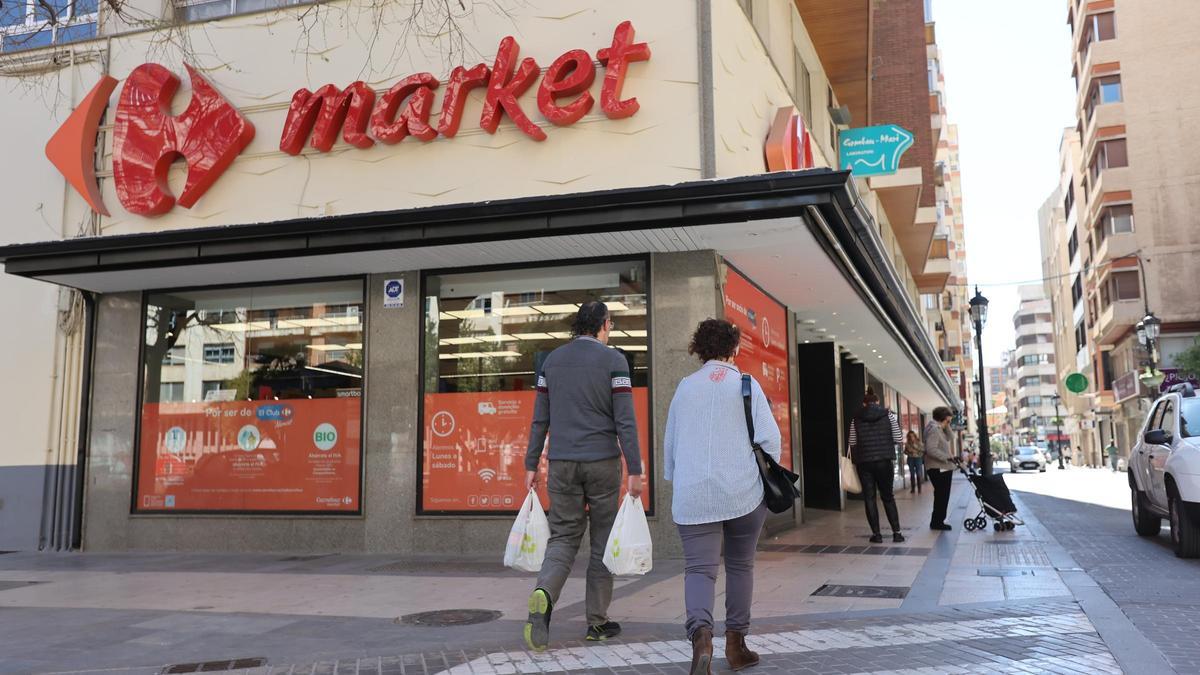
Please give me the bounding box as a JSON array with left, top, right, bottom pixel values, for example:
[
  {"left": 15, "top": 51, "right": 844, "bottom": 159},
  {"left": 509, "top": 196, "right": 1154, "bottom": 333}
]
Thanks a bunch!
[
  {"left": 1009, "top": 446, "right": 1048, "bottom": 473},
  {"left": 1128, "top": 383, "right": 1200, "bottom": 557}
]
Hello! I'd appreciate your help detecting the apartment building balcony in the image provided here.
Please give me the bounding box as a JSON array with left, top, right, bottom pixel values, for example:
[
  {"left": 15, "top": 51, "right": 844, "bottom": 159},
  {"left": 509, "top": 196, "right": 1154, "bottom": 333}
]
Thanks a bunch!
[
  {"left": 915, "top": 235, "right": 951, "bottom": 293},
  {"left": 1094, "top": 229, "right": 1137, "bottom": 268},
  {"left": 1083, "top": 101, "right": 1124, "bottom": 151},
  {"left": 1085, "top": 166, "right": 1131, "bottom": 225},
  {"left": 1093, "top": 298, "right": 1142, "bottom": 346},
  {"left": 1075, "top": 37, "right": 1119, "bottom": 96},
  {"left": 869, "top": 169, "right": 935, "bottom": 275}
]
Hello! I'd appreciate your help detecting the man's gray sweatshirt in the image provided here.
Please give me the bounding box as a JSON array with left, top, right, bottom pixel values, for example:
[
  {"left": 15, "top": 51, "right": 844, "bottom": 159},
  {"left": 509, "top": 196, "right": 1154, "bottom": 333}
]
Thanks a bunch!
[{"left": 524, "top": 336, "right": 642, "bottom": 474}]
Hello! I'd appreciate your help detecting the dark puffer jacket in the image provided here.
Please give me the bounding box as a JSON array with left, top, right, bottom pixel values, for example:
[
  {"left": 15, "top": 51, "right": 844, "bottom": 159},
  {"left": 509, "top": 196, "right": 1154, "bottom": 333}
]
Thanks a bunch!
[{"left": 850, "top": 403, "right": 901, "bottom": 464}]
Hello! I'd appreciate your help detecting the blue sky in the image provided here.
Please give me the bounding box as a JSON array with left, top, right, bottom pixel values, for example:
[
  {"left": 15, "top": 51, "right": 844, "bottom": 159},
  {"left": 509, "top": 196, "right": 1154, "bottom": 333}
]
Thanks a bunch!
[{"left": 932, "top": 0, "right": 1078, "bottom": 365}]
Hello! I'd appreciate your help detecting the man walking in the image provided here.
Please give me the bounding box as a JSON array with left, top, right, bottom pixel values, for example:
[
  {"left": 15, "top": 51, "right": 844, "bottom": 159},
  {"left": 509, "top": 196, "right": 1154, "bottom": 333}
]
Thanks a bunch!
[
  {"left": 1106, "top": 440, "right": 1120, "bottom": 471},
  {"left": 523, "top": 301, "right": 643, "bottom": 652}
]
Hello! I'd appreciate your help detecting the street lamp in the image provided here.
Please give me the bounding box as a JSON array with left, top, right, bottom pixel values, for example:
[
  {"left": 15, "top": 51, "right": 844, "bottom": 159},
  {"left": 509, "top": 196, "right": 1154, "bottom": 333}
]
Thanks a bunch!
[
  {"left": 1138, "top": 312, "right": 1164, "bottom": 390},
  {"left": 969, "top": 287, "right": 993, "bottom": 475},
  {"left": 1052, "top": 393, "right": 1064, "bottom": 470}
]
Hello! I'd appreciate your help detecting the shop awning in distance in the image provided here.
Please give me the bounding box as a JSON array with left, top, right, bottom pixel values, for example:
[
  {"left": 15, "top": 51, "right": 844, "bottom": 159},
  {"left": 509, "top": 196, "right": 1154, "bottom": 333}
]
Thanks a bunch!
[{"left": 0, "top": 169, "right": 959, "bottom": 408}]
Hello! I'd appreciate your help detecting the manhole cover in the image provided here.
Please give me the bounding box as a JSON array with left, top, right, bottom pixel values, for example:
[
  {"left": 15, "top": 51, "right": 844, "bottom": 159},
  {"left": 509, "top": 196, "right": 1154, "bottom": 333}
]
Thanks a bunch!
[
  {"left": 399, "top": 609, "right": 502, "bottom": 627},
  {"left": 0, "top": 581, "right": 39, "bottom": 592},
  {"left": 978, "top": 568, "right": 1036, "bottom": 577},
  {"left": 162, "top": 657, "right": 266, "bottom": 673},
  {"left": 811, "top": 584, "right": 908, "bottom": 599}
]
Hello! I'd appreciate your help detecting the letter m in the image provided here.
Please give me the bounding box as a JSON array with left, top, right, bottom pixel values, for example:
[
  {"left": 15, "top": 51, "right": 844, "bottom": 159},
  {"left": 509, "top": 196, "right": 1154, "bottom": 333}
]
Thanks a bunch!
[{"left": 279, "top": 82, "right": 376, "bottom": 155}]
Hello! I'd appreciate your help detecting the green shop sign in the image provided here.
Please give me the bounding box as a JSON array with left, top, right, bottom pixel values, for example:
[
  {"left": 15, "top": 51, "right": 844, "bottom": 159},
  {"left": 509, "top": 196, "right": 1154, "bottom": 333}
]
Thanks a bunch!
[{"left": 838, "top": 125, "right": 915, "bottom": 177}]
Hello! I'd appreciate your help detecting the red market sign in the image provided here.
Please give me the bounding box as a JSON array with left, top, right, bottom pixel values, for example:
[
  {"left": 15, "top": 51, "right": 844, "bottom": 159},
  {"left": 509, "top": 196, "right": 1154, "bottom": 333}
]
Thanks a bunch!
[
  {"left": 763, "top": 106, "right": 815, "bottom": 172},
  {"left": 46, "top": 21, "right": 650, "bottom": 218}
]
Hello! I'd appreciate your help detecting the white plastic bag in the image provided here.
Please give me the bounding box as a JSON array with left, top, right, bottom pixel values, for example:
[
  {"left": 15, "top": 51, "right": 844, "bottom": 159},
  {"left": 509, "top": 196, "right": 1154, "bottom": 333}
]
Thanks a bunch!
[
  {"left": 504, "top": 490, "right": 550, "bottom": 572},
  {"left": 603, "top": 495, "right": 653, "bottom": 576}
]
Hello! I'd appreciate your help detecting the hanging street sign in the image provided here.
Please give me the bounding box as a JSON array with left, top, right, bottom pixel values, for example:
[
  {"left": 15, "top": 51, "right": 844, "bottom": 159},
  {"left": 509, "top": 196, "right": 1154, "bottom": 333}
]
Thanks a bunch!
[
  {"left": 838, "top": 124, "right": 915, "bottom": 177},
  {"left": 1064, "top": 372, "right": 1089, "bottom": 394}
]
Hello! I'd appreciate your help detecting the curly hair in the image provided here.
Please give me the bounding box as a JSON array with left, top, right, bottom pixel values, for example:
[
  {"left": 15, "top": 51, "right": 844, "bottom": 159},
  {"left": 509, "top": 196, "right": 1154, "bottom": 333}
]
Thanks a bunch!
[
  {"left": 571, "top": 301, "right": 610, "bottom": 338},
  {"left": 932, "top": 406, "right": 953, "bottom": 422},
  {"left": 688, "top": 318, "right": 741, "bottom": 362}
]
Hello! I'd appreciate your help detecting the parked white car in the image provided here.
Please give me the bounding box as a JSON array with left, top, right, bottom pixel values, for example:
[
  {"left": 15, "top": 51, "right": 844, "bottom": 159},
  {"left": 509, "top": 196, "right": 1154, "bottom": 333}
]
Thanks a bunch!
[
  {"left": 1009, "top": 446, "right": 1048, "bottom": 473},
  {"left": 1128, "top": 384, "right": 1200, "bottom": 557}
]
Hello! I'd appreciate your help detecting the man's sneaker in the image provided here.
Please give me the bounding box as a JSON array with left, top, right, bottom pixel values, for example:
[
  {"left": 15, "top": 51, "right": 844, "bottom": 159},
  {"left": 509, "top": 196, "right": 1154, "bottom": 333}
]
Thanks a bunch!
[
  {"left": 930, "top": 522, "right": 952, "bottom": 531},
  {"left": 893, "top": 532, "right": 906, "bottom": 543},
  {"left": 524, "top": 588, "right": 553, "bottom": 652},
  {"left": 586, "top": 621, "right": 622, "bottom": 641},
  {"left": 869, "top": 533, "right": 884, "bottom": 544}
]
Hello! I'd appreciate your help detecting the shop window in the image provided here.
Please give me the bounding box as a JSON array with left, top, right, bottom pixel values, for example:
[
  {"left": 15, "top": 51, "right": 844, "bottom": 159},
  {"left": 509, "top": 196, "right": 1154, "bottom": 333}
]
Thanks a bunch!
[
  {"left": 1, "top": 0, "right": 96, "bottom": 52},
  {"left": 135, "top": 279, "right": 364, "bottom": 513},
  {"left": 421, "top": 260, "right": 650, "bottom": 514},
  {"left": 1111, "top": 270, "right": 1140, "bottom": 301},
  {"left": 174, "top": 0, "right": 305, "bottom": 23}
]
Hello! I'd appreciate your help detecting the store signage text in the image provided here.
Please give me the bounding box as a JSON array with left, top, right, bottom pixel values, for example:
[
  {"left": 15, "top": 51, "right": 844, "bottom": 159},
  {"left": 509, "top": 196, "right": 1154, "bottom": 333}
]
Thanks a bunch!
[
  {"left": 279, "top": 21, "right": 650, "bottom": 154},
  {"left": 763, "top": 106, "right": 815, "bottom": 172},
  {"left": 838, "top": 124, "right": 914, "bottom": 177},
  {"left": 45, "top": 21, "right": 649, "bottom": 219}
]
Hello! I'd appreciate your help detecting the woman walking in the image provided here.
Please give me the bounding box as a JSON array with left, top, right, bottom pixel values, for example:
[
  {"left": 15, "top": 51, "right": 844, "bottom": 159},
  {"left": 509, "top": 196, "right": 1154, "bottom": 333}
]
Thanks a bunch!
[
  {"left": 848, "top": 388, "right": 905, "bottom": 544},
  {"left": 904, "top": 430, "right": 924, "bottom": 494},
  {"left": 664, "top": 319, "right": 781, "bottom": 674},
  {"left": 924, "top": 407, "right": 955, "bottom": 531}
]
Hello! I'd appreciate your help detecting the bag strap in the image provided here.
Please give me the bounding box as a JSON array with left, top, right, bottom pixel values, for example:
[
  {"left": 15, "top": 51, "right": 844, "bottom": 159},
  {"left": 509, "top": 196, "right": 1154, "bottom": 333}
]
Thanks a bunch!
[{"left": 741, "top": 373, "right": 756, "bottom": 447}]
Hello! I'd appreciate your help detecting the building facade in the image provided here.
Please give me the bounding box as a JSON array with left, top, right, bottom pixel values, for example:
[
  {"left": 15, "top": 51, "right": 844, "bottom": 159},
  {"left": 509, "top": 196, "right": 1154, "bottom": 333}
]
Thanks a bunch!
[
  {"left": 1009, "top": 285, "right": 1061, "bottom": 451},
  {"left": 1056, "top": 0, "right": 1200, "bottom": 462},
  {"left": 0, "top": 0, "right": 959, "bottom": 553}
]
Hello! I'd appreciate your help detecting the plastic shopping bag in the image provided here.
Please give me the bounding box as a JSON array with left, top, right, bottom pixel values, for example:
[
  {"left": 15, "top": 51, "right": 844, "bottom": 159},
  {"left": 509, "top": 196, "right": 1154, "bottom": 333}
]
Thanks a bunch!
[
  {"left": 603, "top": 495, "right": 653, "bottom": 576},
  {"left": 504, "top": 489, "right": 550, "bottom": 572}
]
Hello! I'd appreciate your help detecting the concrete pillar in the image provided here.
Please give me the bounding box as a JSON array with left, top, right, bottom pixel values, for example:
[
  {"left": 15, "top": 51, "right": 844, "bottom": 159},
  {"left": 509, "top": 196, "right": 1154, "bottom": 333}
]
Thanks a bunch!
[{"left": 648, "top": 250, "right": 722, "bottom": 556}]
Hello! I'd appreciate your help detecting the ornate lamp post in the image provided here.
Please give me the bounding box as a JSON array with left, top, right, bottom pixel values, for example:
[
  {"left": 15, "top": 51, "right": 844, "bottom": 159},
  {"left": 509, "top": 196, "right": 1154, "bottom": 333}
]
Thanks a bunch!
[
  {"left": 1052, "top": 393, "right": 1065, "bottom": 470},
  {"left": 1138, "top": 312, "right": 1164, "bottom": 391},
  {"left": 969, "top": 287, "right": 992, "bottom": 475}
]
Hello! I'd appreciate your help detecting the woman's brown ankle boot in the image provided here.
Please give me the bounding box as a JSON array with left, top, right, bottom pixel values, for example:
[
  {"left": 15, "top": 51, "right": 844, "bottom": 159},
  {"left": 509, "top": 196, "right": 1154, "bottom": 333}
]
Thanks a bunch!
[
  {"left": 725, "top": 630, "right": 760, "bottom": 670},
  {"left": 689, "top": 627, "right": 713, "bottom": 674}
]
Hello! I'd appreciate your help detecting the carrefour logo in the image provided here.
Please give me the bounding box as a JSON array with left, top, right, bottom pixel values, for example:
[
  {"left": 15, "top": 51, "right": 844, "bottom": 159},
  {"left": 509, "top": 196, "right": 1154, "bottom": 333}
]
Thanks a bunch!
[{"left": 256, "top": 404, "right": 295, "bottom": 422}]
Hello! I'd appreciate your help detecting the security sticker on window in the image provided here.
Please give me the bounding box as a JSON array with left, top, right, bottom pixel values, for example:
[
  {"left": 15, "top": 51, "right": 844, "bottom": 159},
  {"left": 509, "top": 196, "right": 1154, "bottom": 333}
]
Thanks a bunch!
[{"left": 383, "top": 278, "right": 404, "bottom": 309}]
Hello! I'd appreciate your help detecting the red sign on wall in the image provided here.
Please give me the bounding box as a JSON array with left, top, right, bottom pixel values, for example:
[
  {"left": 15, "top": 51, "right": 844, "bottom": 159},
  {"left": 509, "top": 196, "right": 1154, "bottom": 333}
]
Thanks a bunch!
[
  {"left": 722, "top": 265, "right": 794, "bottom": 470},
  {"left": 47, "top": 21, "right": 651, "bottom": 219},
  {"left": 421, "top": 388, "right": 651, "bottom": 512}
]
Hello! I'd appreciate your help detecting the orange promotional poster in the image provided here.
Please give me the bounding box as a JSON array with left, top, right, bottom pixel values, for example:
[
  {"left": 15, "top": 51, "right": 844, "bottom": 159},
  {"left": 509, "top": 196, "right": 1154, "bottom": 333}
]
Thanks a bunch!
[
  {"left": 136, "top": 398, "right": 361, "bottom": 511},
  {"left": 422, "top": 388, "right": 651, "bottom": 512},
  {"left": 722, "top": 265, "right": 794, "bottom": 470}
]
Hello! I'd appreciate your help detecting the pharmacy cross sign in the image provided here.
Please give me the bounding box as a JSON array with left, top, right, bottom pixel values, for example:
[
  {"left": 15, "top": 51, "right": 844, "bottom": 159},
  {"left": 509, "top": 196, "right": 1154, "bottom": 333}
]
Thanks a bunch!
[{"left": 45, "top": 21, "right": 651, "bottom": 218}]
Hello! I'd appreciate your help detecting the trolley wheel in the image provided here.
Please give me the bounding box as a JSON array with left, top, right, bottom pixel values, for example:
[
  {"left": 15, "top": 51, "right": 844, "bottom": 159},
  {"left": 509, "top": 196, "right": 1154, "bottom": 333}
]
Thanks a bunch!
[
  {"left": 1005, "top": 521, "right": 1016, "bottom": 531},
  {"left": 975, "top": 516, "right": 988, "bottom": 530},
  {"left": 963, "top": 518, "right": 976, "bottom": 531},
  {"left": 993, "top": 521, "right": 1003, "bottom": 532}
]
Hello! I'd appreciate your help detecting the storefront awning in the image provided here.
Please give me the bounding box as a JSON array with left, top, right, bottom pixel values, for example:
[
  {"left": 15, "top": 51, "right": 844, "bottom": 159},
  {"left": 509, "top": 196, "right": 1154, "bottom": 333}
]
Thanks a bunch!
[{"left": 0, "top": 170, "right": 959, "bottom": 408}]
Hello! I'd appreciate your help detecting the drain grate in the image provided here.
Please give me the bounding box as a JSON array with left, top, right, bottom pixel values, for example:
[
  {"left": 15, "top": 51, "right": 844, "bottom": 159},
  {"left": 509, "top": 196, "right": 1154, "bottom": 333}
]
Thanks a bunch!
[
  {"left": 971, "top": 543, "right": 1052, "bottom": 567},
  {"left": 277, "top": 554, "right": 331, "bottom": 562},
  {"left": 161, "top": 657, "right": 266, "bottom": 673},
  {"left": 978, "top": 568, "right": 1036, "bottom": 577},
  {"left": 758, "top": 543, "right": 930, "bottom": 558},
  {"left": 811, "top": 584, "right": 909, "bottom": 599},
  {"left": 399, "top": 609, "right": 503, "bottom": 627},
  {"left": 0, "top": 581, "right": 39, "bottom": 592}
]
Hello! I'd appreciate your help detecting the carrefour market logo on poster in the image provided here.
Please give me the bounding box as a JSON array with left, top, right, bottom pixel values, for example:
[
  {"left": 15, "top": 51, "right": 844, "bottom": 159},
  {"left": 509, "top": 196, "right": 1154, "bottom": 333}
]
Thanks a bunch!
[{"left": 256, "top": 403, "right": 295, "bottom": 424}]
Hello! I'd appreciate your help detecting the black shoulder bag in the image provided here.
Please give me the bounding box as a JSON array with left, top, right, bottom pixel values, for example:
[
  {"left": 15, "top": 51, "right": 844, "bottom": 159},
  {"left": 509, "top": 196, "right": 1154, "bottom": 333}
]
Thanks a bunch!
[{"left": 741, "top": 374, "right": 801, "bottom": 513}]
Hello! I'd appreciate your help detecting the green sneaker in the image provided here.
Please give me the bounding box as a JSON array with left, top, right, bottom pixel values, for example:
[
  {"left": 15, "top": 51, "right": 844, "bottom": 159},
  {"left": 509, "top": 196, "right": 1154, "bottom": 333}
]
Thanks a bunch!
[
  {"left": 524, "top": 588, "right": 552, "bottom": 652},
  {"left": 586, "top": 621, "right": 622, "bottom": 641}
]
